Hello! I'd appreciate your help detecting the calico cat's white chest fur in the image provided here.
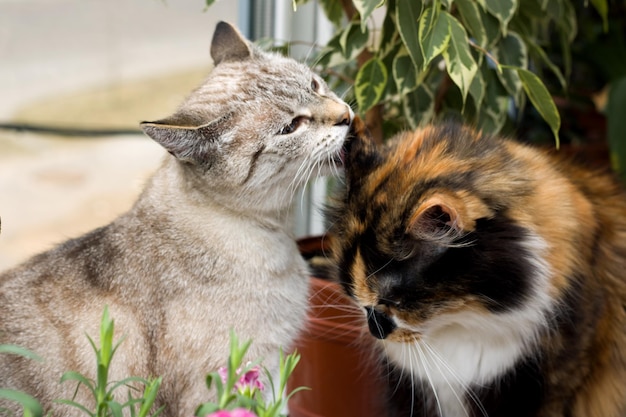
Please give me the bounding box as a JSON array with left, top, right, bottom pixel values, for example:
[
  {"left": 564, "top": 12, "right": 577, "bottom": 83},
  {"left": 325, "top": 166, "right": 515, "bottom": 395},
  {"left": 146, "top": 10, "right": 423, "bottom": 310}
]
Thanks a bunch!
[{"left": 384, "top": 310, "right": 539, "bottom": 417}]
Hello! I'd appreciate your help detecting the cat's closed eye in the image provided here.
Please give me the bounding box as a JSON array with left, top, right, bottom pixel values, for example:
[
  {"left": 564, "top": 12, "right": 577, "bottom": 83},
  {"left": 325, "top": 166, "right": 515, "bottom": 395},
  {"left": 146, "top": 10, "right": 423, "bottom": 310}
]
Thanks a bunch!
[
  {"left": 311, "top": 78, "right": 320, "bottom": 92},
  {"left": 278, "top": 116, "right": 307, "bottom": 135}
]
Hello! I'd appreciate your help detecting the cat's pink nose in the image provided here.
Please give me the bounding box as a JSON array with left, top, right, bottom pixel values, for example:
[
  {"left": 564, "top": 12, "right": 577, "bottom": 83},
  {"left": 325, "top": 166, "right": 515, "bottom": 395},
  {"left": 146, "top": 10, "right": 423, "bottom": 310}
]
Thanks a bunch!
[{"left": 335, "top": 109, "right": 352, "bottom": 126}]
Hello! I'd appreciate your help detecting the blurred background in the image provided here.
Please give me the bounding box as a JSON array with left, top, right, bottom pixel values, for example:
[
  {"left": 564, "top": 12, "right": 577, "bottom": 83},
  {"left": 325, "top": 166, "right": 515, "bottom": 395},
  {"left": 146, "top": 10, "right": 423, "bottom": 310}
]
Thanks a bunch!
[{"left": 0, "top": 0, "right": 335, "bottom": 271}]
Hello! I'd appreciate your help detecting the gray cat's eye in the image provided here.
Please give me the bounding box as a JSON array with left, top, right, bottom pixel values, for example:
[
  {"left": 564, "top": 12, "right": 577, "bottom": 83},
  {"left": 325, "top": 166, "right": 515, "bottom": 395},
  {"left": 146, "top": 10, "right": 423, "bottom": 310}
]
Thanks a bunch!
[
  {"left": 311, "top": 78, "right": 320, "bottom": 92},
  {"left": 279, "top": 116, "right": 305, "bottom": 135}
]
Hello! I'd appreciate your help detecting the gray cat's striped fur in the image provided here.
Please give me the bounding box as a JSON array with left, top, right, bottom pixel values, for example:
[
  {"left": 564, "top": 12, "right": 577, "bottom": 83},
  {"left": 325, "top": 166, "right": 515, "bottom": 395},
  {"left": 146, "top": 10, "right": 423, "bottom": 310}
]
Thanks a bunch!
[{"left": 0, "top": 21, "right": 353, "bottom": 416}]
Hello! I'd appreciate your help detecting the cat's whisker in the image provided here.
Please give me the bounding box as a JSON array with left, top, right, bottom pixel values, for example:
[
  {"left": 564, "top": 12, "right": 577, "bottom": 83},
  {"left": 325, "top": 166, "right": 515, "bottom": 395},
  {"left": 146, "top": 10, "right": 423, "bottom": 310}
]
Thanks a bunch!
[
  {"left": 302, "top": 42, "right": 318, "bottom": 66},
  {"left": 340, "top": 86, "right": 356, "bottom": 102},
  {"left": 400, "top": 343, "right": 416, "bottom": 417},
  {"left": 413, "top": 341, "right": 443, "bottom": 417},
  {"left": 421, "top": 341, "right": 490, "bottom": 417},
  {"left": 418, "top": 339, "right": 472, "bottom": 417},
  {"left": 366, "top": 258, "right": 394, "bottom": 281},
  {"left": 366, "top": 304, "right": 387, "bottom": 340},
  {"left": 298, "top": 159, "right": 323, "bottom": 210}
]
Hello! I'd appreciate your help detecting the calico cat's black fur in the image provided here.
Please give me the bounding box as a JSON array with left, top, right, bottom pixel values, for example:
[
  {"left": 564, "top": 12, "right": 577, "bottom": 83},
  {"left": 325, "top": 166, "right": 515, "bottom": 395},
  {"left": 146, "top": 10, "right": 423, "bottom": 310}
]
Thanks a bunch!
[{"left": 328, "top": 117, "right": 626, "bottom": 417}]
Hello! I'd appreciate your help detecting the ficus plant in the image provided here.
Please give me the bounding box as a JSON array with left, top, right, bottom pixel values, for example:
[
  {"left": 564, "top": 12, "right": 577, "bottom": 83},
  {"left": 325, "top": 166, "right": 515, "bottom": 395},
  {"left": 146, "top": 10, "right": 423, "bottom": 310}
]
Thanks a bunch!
[{"left": 206, "top": 0, "right": 611, "bottom": 149}]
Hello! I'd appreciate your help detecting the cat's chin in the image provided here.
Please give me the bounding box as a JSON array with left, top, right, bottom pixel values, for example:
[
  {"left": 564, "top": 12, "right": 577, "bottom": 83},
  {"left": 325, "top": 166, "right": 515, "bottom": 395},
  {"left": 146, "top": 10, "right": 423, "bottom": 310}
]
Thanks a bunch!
[{"left": 384, "top": 328, "right": 422, "bottom": 343}]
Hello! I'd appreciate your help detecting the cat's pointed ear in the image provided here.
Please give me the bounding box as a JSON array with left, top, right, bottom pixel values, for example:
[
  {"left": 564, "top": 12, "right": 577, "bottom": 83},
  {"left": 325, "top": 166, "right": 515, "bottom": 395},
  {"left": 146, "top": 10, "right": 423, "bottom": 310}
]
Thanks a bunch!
[
  {"left": 211, "top": 21, "right": 252, "bottom": 65},
  {"left": 140, "top": 115, "right": 230, "bottom": 165},
  {"left": 408, "top": 193, "right": 493, "bottom": 243},
  {"left": 408, "top": 195, "right": 462, "bottom": 243}
]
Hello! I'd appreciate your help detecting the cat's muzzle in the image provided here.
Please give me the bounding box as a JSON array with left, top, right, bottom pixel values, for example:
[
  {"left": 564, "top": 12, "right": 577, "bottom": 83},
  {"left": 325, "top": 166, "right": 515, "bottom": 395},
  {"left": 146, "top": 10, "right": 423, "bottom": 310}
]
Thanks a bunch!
[{"left": 364, "top": 306, "right": 397, "bottom": 339}]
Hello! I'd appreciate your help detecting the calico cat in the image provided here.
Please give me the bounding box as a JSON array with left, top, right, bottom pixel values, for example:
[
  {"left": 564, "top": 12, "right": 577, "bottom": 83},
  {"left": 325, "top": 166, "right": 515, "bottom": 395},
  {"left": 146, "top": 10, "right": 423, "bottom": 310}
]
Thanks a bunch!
[
  {"left": 0, "top": 21, "right": 353, "bottom": 416},
  {"left": 328, "top": 117, "right": 626, "bottom": 417}
]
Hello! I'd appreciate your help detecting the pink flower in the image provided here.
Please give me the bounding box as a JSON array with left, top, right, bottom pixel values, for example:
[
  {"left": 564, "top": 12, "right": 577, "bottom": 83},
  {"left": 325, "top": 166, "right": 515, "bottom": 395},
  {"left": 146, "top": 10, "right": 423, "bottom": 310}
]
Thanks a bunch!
[
  {"left": 206, "top": 409, "right": 258, "bottom": 417},
  {"left": 218, "top": 364, "right": 264, "bottom": 393}
]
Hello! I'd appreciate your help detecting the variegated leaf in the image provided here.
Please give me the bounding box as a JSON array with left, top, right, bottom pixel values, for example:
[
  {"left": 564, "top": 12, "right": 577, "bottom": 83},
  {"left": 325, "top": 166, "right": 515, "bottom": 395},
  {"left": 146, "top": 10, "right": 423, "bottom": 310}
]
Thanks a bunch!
[
  {"left": 355, "top": 57, "right": 388, "bottom": 113},
  {"left": 484, "top": 0, "right": 517, "bottom": 35},
  {"left": 441, "top": 12, "right": 478, "bottom": 104},
  {"left": 354, "top": 0, "right": 385, "bottom": 31},
  {"left": 393, "top": 48, "right": 419, "bottom": 95},
  {"left": 317, "top": 0, "right": 344, "bottom": 26},
  {"left": 339, "top": 22, "right": 370, "bottom": 59},
  {"left": 455, "top": 0, "right": 487, "bottom": 47},
  {"left": 396, "top": 0, "right": 425, "bottom": 70},
  {"left": 514, "top": 67, "right": 561, "bottom": 146},
  {"left": 494, "top": 31, "right": 527, "bottom": 103},
  {"left": 403, "top": 84, "right": 435, "bottom": 129},
  {"left": 419, "top": 7, "right": 450, "bottom": 67},
  {"left": 469, "top": 64, "right": 486, "bottom": 111}
]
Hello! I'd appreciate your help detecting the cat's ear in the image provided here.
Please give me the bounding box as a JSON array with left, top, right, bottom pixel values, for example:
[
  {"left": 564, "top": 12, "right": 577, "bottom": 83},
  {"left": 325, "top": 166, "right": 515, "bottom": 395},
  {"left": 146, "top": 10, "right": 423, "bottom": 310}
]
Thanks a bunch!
[
  {"left": 407, "top": 193, "right": 492, "bottom": 243},
  {"left": 408, "top": 195, "right": 462, "bottom": 243},
  {"left": 211, "top": 21, "right": 252, "bottom": 65},
  {"left": 140, "top": 115, "right": 230, "bottom": 165}
]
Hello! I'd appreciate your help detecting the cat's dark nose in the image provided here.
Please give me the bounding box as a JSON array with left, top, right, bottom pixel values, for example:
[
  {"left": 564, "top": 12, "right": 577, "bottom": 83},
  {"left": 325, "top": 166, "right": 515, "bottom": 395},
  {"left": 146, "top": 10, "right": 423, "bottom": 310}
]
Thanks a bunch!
[
  {"left": 364, "top": 306, "right": 396, "bottom": 339},
  {"left": 334, "top": 109, "right": 352, "bottom": 126}
]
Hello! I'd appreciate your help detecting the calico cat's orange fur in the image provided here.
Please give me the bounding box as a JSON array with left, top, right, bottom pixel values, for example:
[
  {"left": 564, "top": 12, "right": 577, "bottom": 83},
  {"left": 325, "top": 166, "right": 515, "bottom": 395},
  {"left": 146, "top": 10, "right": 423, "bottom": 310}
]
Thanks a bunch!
[{"left": 328, "top": 117, "right": 626, "bottom": 417}]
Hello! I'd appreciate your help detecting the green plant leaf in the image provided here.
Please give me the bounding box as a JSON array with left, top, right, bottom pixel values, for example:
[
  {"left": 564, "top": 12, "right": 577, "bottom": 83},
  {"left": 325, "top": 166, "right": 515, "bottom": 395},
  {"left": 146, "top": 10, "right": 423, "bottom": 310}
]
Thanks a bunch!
[
  {"left": 205, "top": 0, "right": 215, "bottom": 7},
  {"left": 607, "top": 77, "right": 626, "bottom": 178},
  {"left": 313, "top": 31, "right": 348, "bottom": 68},
  {"left": 396, "top": 0, "right": 424, "bottom": 70},
  {"left": 0, "top": 345, "right": 43, "bottom": 362},
  {"left": 382, "top": 40, "right": 403, "bottom": 97},
  {"left": 355, "top": 58, "right": 388, "bottom": 113},
  {"left": 379, "top": 0, "right": 399, "bottom": 57},
  {"left": 292, "top": 0, "right": 310, "bottom": 9},
  {"left": 107, "top": 376, "right": 149, "bottom": 397},
  {"left": 418, "top": 4, "right": 437, "bottom": 42},
  {"left": 494, "top": 31, "right": 527, "bottom": 103},
  {"left": 469, "top": 68, "right": 486, "bottom": 110},
  {"left": 523, "top": 35, "right": 566, "bottom": 90},
  {"left": 59, "top": 371, "right": 96, "bottom": 395},
  {"left": 54, "top": 399, "right": 96, "bottom": 417},
  {"left": 476, "top": 4, "right": 502, "bottom": 49},
  {"left": 393, "top": 48, "right": 419, "bottom": 95},
  {"left": 354, "top": 0, "right": 385, "bottom": 31},
  {"left": 508, "top": 66, "right": 561, "bottom": 146},
  {"left": 590, "top": 0, "right": 609, "bottom": 32},
  {"left": 339, "top": 22, "right": 370, "bottom": 60},
  {"left": 419, "top": 7, "right": 450, "bottom": 67},
  {"left": 441, "top": 12, "right": 478, "bottom": 104},
  {"left": 477, "top": 66, "right": 509, "bottom": 134},
  {"left": 455, "top": 0, "right": 487, "bottom": 47},
  {"left": 317, "top": 0, "right": 344, "bottom": 26},
  {"left": 107, "top": 400, "right": 124, "bottom": 417},
  {"left": 0, "top": 389, "right": 43, "bottom": 417},
  {"left": 195, "top": 403, "right": 220, "bottom": 417},
  {"left": 403, "top": 84, "right": 435, "bottom": 129},
  {"left": 137, "top": 377, "right": 162, "bottom": 417},
  {"left": 484, "top": 0, "right": 517, "bottom": 34},
  {"left": 554, "top": 0, "right": 577, "bottom": 43}
]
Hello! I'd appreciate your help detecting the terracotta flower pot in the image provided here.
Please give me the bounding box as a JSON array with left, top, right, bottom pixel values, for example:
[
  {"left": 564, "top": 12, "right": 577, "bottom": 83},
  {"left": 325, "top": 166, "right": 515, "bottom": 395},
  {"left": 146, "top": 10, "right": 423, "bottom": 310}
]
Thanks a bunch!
[{"left": 288, "top": 277, "right": 387, "bottom": 417}]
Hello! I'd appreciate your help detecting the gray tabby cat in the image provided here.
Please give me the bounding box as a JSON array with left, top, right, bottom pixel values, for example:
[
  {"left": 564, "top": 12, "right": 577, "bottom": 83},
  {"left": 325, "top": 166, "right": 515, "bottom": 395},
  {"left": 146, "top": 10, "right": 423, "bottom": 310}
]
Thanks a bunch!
[{"left": 0, "top": 21, "right": 353, "bottom": 416}]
